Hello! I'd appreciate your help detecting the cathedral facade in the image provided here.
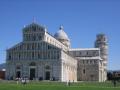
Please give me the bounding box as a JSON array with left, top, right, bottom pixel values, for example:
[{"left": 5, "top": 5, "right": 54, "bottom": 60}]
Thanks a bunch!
[{"left": 6, "top": 22, "right": 108, "bottom": 82}]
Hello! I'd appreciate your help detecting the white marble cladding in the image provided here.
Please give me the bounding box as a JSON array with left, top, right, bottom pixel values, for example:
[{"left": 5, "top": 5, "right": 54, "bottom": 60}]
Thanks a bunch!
[
  {"left": 6, "top": 60, "right": 62, "bottom": 81},
  {"left": 6, "top": 41, "right": 61, "bottom": 61},
  {"left": 61, "top": 51, "right": 77, "bottom": 82}
]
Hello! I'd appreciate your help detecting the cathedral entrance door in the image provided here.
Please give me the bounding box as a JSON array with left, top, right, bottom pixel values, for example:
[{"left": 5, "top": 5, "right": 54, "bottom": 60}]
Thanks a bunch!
[
  {"left": 45, "top": 71, "right": 50, "bottom": 80},
  {"left": 30, "top": 68, "right": 35, "bottom": 80},
  {"left": 16, "top": 71, "right": 21, "bottom": 78}
]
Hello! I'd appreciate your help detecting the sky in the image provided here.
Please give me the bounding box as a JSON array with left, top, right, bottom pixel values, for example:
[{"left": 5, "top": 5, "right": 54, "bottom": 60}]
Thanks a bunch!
[{"left": 0, "top": 0, "right": 120, "bottom": 70}]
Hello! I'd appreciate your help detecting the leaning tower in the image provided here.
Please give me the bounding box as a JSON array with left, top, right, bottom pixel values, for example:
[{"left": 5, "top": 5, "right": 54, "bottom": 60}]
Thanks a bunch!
[{"left": 95, "top": 33, "right": 108, "bottom": 81}]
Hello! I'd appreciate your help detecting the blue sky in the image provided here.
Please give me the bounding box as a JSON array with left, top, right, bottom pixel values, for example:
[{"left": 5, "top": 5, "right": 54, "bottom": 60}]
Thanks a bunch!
[{"left": 0, "top": 0, "right": 120, "bottom": 70}]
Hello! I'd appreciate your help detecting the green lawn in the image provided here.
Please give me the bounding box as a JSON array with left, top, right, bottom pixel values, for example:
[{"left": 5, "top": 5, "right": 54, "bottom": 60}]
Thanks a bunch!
[{"left": 0, "top": 81, "right": 120, "bottom": 90}]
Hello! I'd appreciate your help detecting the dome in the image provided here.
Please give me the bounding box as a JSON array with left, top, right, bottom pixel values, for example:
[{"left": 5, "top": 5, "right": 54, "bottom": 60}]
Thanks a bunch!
[{"left": 54, "top": 26, "right": 69, "bottom": 41}]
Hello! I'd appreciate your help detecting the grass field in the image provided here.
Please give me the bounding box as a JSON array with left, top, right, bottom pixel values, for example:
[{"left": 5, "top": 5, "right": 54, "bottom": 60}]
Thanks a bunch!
[{"left": 0, "top": 81, "right": 120, "bottom": 90}]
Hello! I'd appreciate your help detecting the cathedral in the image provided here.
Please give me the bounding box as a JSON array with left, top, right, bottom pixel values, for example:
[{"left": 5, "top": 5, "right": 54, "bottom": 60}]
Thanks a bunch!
[{"left": 6, "top": 22, "right": 108, "bottom": 82}]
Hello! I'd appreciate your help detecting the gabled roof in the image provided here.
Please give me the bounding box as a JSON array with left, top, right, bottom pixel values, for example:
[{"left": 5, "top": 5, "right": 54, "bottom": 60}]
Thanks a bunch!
[{"left": 23, "top": 22, "right": 46, "bottom": 32}]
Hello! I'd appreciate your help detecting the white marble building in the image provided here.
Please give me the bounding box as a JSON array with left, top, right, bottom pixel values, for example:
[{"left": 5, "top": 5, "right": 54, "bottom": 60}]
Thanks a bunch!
[{"left": 6, "top": 22, "right": 108, "bottom": 82}]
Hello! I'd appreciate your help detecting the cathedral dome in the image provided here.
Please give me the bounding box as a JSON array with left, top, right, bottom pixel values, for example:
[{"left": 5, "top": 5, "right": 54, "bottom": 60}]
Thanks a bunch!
[
  {"left": 54, "top": 26, "right": 70, "bottom": 48},
  {"left": 54, "top": 26, "right": 69, "bottom": 41}
]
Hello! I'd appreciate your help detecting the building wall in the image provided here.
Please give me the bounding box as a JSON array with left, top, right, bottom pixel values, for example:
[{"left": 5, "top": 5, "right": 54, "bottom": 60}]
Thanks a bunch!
[
  {"left": 69, "top": 48, "right": 105, "bottom": 82},
  {"left": 61, "top": 51, "right": 77, "bottom": 82},
  {"left": 77, "top": 59, "right": 99, "bottom": 81},
  {"left": 6, "top": 50, "right": 77, "bottom": 82},
  {"left": 6, "top": 60, "right": 61, "bottom": 80}
]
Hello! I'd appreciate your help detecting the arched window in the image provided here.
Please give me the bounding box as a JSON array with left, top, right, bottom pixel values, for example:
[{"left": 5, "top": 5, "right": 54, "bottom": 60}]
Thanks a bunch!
[
  {"left": 19, "top": 54, "right": 21, "bottom": 60},
  {"left": 38, "top": 35, "right": 42, "bottom": 40},
  {"left": 27, "top": 44, "right": 30, "bottom": 50},
  {"left": 8, "top": 54, "right": 11, "bottom": 60},
  {"left": 32, "top": 26, "right": 37, "bottom": 31},
  {"left": 38, "top": 43, "right": 41, "bottom": 50},
  {"left": 33, "top": 35, "right": 36, "bottom": 41},
  {"left": 38, "top": 53, "right": 41, "bottom": 59},
  {"left": 83, "top": 69, "right": 85, "bottom": 74},
  {"left": 32, "top": 52, "right": 34, "bottom": 59}
]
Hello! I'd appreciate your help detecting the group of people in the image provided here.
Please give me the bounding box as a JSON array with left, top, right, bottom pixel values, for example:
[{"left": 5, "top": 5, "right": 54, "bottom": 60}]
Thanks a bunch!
[
  {"left": 66, "top": 80, "right": 75, "bottom": 86},
  {"left": 16, "top": 77, "right": 29, "bottom": 85},
  {"left": 15, "top": 78, "right": 119, "bottom": 87}
]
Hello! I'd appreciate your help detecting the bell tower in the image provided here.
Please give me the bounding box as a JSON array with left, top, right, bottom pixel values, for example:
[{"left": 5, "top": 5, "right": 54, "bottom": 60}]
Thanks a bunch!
[{"left": 95, "top": 33, "right": 108, "bottom": 81}]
